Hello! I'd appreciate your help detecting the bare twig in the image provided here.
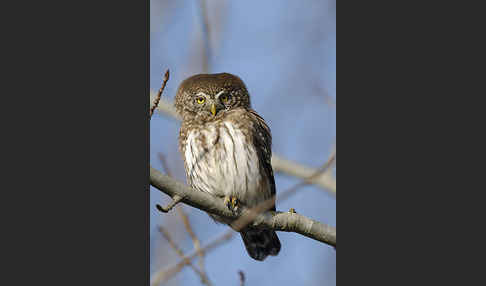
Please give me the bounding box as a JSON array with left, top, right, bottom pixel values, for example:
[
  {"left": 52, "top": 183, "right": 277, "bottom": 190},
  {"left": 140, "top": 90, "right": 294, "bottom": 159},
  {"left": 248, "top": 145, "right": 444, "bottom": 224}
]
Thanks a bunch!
[
  {"left": 199, "top": 0, "right": 211, "bottom": 73},
  {"left": 238, "top": 270, "right": 245, "bottom": 286},
  {"left": 158, "top": 152, "right": 173, "bottom": 177},
  {"left": 150, "top": 230, "right": 235, "bottom": 285},
  {"left": 277, "top": 150, "right": 336, "bottom": 200},
  {"left": 155, "top": 152, "right": 183, "bottom": 212},
  {"left": 158, "top": 153, "right": 207, "bottom": 274},
  {"left": 157, "top": 226, "right": 213, "bottom": 286},
  {"left": 271, "top": 155, "right": 336, "bottom": 194},
  {"left": 157, "top": 226, "right": 197, "bottom": 271},
  {"left": 150, "top": 95, "right": 181, "bottom": 120},
  {"left": 149, "top": 93, "right": 336, "bottom": 193},
  {"left": 156, "top": 195, "right": 183, "bottom": 213},
  {"left": 150, "top": 69, "right": 170, "bottom": 118},
  {"left": 177, "top": 207, "right": 206, "bottom": 272}
]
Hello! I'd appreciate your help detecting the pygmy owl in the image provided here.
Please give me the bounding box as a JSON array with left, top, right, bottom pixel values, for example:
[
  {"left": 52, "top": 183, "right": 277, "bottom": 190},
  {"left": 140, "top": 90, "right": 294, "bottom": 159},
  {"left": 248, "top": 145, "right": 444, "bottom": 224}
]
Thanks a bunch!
[{"left": 175, "top": 73, "right": 281, "bottom": 261}]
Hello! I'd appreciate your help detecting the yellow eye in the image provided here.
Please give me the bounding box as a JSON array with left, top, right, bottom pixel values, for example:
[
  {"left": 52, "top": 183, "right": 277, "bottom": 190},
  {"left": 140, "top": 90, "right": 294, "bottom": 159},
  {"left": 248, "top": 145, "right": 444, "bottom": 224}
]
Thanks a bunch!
[
  {"left": 196, "top": 97, "right": 205, "bottom": 104},
  {"left": 220, "top": 95, "right": 229, "bottom": 103}
]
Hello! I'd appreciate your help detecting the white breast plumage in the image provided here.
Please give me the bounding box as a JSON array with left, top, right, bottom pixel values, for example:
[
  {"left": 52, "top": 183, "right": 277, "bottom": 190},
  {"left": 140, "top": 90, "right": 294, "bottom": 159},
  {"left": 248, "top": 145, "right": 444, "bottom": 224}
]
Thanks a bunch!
[{"left": 184, "top": 122, "right": 264, "bottom": 207}]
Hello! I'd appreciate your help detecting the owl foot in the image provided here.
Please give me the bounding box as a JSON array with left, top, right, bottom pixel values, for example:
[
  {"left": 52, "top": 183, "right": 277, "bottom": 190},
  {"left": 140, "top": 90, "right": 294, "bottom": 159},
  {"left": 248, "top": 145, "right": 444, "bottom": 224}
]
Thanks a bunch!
[{"left": 224, "top": 196, "right": 239, "bottom": 212}]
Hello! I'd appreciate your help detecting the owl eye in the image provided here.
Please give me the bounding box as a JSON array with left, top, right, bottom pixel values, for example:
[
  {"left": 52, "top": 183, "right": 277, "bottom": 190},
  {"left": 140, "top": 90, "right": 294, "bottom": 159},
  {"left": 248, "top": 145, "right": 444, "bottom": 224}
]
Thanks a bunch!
[
  {"left": 196, "top": 97, "right": 205, "bottom": 104},
  {"left": 220, "top": 94, "right": 230, "bottom": 103}
]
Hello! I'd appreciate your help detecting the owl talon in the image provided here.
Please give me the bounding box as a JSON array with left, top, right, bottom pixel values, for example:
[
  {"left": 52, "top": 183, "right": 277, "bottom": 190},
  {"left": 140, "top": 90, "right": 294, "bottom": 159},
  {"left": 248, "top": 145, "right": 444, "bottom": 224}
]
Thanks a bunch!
[
  {"left": 224, "top": 196, "right": 238, "bottom": 211},
  {"left": 231, "top": 196, "right": 238, "bottom": 210},
  {"left": 224, "top": 196, "right": 231, "bottom": 209}
]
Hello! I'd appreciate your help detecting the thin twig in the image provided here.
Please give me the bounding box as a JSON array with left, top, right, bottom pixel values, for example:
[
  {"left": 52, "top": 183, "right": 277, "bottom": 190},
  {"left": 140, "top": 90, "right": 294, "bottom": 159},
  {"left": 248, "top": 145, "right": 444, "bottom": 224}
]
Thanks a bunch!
[
  {"left": 157, "top": 226, "right": 213, "bottom": 286},
  {"left": 177, "top": 207, "right": 206, "bottom": 273},
  {"left": 150, "top": 230, "right": 234, "bottom": 285},
  {"left": 271, "top": 155, "right": 336, "bottom": 194},
  {"left": 150, "top": 69, "right": 170, "bottom": 118},
  {"left": 158, "top": 152, "right": 173, "bottom": 177},
  {"left": 199, "top": 0, "right": 211, "bottom": 73},
  {"left": 156, "top": 153, "right": 184, "bottom": 213},
  {"left": 156, "top": 195, "right": 183, "bottom": 213},
  {"left": 150, "top": 95, "right": 181, "bottom": 120},
  {"left": 159, "top": 153, "right": 207, "bottom": 274},
  {"left": 238, "top": 270, "right": 245, "bottom": 286}
]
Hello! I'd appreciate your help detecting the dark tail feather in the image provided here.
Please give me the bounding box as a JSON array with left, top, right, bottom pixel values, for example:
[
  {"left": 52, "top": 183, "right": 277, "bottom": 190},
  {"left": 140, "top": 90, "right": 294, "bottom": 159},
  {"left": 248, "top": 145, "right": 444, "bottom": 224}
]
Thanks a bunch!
[{"left": 240, "top": 229, "right": 281, "bottom": 261}]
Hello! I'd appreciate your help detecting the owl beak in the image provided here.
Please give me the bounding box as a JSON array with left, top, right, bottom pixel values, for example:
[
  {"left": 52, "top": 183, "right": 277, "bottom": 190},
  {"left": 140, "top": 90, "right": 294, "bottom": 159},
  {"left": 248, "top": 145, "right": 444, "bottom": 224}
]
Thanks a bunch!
[{"left": 210, "top": 103, "right": 216, "bottom": 116}]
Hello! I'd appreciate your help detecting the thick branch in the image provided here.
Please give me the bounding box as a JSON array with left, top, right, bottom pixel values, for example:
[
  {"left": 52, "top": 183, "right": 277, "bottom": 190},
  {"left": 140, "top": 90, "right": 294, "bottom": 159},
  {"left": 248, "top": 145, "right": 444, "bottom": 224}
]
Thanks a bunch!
[{"left": 150, "top": 166, "right": 336, "bottom": 247}]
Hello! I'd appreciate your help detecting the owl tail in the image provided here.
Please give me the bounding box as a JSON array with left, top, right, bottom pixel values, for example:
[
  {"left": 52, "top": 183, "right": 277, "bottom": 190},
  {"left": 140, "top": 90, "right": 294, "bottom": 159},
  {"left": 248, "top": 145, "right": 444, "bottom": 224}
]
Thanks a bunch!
[{"left": 240, "top": 228, "right": 281, "bottom": 261}]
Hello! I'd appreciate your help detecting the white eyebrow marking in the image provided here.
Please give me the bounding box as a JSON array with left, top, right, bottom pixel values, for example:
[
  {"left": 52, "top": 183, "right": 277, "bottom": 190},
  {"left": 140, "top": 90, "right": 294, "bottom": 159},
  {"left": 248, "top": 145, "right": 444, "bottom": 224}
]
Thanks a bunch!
[
  {"left": 215, "top": 90, "right": 225, "bottom": 98},
  {"left": 196, "top": 92, "right": 209, "bottom": 97}
]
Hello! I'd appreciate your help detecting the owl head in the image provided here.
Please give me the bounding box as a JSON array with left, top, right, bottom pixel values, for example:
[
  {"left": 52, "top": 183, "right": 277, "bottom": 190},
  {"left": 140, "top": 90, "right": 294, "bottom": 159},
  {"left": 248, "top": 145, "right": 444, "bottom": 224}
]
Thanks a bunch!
[{"left": 175, "top": 73, "right": 251, "bottom": 121}]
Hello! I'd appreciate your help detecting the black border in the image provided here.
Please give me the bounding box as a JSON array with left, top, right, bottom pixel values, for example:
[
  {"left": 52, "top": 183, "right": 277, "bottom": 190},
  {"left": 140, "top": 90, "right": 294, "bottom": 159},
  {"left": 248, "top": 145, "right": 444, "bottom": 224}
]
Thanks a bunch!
[
  {"left": 3, "top": 0, "right": 150, "bottom": 284},
  {"left": 146, "top": 0, "right": 151, "bottom": 283}
]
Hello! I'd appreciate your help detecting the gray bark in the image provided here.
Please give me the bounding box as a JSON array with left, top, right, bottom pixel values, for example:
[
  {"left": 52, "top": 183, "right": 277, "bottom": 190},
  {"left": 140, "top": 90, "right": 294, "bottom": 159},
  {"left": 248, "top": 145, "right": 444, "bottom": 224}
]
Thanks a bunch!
[{"left": 150, "top": 166, "right": 336, "bottom": 247}]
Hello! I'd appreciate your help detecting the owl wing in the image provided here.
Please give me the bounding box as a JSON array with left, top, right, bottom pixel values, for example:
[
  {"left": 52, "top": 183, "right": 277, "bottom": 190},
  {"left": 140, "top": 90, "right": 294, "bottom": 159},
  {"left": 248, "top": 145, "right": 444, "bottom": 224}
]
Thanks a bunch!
[{"left": 247, "top": 109, "right": 276, "bottom": 211}]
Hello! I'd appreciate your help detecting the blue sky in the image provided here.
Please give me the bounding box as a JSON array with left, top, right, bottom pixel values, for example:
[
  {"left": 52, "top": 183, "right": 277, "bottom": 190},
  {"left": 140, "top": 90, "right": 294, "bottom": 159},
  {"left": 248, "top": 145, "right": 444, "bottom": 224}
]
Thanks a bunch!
[{"left": 150, "top": 1, "right": 336, "bottom": 285}]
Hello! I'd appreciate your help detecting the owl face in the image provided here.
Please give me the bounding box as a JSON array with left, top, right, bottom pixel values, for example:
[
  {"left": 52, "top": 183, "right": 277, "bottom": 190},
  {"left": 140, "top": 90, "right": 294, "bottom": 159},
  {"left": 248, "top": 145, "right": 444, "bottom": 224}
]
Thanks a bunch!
[{"left": 175, "top": 73, "right": 251, "bottom": 122}]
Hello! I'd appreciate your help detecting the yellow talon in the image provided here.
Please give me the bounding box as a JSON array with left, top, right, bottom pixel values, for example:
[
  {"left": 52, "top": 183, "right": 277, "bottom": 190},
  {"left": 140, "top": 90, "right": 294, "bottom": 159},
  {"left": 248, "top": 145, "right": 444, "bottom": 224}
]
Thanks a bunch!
[
  {"left": 224, "top": 196, "right": 238, "bottom": 211},
  {"left": 231, "top": 196, "right": 238, "bottom": 209},
  {"left": 224, "top": 196, "right": 231, "bottom": 209}
]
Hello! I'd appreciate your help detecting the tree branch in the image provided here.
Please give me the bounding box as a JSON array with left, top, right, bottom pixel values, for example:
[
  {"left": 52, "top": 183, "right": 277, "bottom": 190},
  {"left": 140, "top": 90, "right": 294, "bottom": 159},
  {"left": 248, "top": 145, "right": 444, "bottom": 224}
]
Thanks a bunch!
[{"left": 150, "top": 166, "right": 336, "bottom": 247}]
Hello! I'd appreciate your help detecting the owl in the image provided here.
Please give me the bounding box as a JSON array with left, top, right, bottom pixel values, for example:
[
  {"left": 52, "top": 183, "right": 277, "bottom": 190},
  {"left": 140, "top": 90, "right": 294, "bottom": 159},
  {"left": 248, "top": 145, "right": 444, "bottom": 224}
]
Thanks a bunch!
[{"left": 175, "top": 73, "right": 281, "bottom": 261}]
